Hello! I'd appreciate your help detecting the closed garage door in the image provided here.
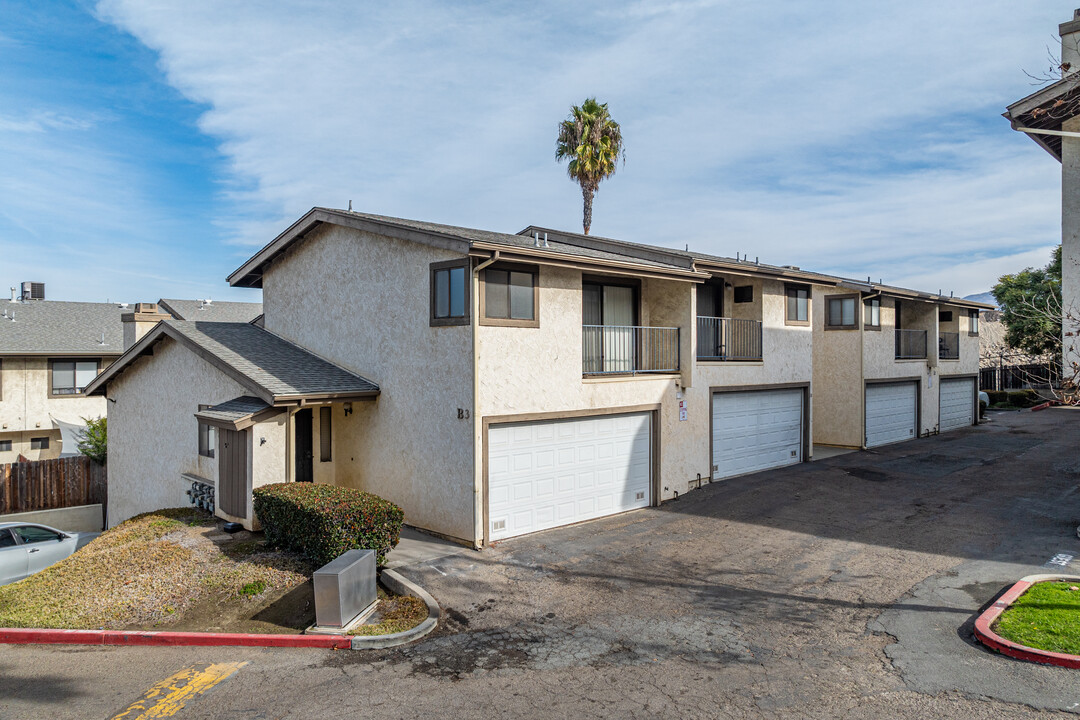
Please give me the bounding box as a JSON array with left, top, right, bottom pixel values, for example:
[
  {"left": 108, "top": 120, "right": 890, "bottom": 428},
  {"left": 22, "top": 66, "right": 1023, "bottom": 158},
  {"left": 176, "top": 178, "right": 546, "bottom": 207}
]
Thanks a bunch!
[
  {"left": 487, "top": 412, "right": 651, "bottom": 541},
  {"left": 865, "top": 381, "right": 917, "bottom": 448},
  {"left": 939, "top": 377, "right": 975, "bottom": 432},
  {"left": 712, "top": 388, "right": 804, "bottom": 480}
]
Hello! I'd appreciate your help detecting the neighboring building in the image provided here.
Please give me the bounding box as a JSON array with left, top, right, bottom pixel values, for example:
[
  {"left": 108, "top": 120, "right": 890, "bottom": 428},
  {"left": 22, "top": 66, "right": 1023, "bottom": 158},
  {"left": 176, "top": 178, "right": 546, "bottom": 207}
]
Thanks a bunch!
[
  {"left": 157, "top": 298, "right": 262, "bottom": 324},
  {"left": 1004, "top": 9, "right": 1080, "bottom": 379},
  {"left": 87, "top": 208, "right": 993, "bottom": 547},
  {"left": 0, "top": 292, "right": 127, "bottom": 463}
]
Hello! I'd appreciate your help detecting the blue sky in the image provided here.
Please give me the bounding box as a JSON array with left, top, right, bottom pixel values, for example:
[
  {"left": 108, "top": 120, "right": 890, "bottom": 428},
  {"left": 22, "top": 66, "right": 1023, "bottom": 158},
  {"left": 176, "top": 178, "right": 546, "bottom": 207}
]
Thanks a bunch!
[{"left": 0, "top": 1, "right": 1071, "bottom": 302}]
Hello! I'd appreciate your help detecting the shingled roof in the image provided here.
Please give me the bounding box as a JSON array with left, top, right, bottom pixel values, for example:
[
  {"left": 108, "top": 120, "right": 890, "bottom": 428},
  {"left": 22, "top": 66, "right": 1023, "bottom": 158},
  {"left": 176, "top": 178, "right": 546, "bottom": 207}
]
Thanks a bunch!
[
  {"left": 0, "top": 300, "right": 127, "bottom": 356},
  {"left": 158, "top": 299, "right": 263, "bottom": 324},
  {"left": 84, "top": 320, "right": 379, "bottom": 404}
]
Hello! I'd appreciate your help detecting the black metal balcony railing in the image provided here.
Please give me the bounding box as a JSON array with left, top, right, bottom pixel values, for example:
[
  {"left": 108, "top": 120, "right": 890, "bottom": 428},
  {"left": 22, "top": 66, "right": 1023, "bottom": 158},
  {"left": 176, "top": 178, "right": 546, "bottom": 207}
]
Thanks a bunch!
[
  {"left": 582, "top": 325, "right": 680, "bottom": 376},
  {"left": 938, "top": 331, "right": 959, "bottom": 360},
  {"left": 696, "top": 316, "right": 763, "bottom": 361},
  {"left": 895, "top": 329, "right": 928, "bottom": 359}
]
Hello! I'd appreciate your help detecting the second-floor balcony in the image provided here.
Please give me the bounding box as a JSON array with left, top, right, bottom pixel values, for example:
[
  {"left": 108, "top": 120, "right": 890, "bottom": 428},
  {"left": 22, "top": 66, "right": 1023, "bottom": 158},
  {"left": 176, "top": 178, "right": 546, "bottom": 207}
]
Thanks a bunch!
[
  {"left": 582, "top": 325, "right": 680, "bottom": 376},
  {"left": 895, "top": 329, "right": 927, "bottom": 360},
  {"left": 938, "top": 331, "right": 959, "bottom": 360},
  {"left": 696, "top": 316, "right": 763, "bottom": 362}
]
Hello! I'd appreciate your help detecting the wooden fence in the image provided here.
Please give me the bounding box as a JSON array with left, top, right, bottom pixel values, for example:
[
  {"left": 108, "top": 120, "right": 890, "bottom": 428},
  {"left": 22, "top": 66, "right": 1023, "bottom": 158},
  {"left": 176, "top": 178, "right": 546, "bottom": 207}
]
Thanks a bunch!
[{"left": 0, "top": 456, "right": 107, "bottom": 514}]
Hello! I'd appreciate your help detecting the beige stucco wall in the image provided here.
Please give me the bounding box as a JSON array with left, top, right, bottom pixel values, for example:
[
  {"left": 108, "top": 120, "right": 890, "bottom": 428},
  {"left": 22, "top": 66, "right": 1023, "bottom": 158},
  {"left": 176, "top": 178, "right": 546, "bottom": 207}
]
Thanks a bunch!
[
  {"left": 477, "top": 266, "right": 698, "bottom": 507},
  {"left": 814, "top": 294, "right": 980, "bottom": 447},
  {"left": 260, "top": 223, "right": 475, "bottom": 543},
  {"left": 106, "top": 337, "right": 253, "bottom": 527},
  {"left": 811, "top": 289, "right": 864, "bottom": 447},
  {"left": 0, "top": 429, "right": 62, "bottom": 463}
]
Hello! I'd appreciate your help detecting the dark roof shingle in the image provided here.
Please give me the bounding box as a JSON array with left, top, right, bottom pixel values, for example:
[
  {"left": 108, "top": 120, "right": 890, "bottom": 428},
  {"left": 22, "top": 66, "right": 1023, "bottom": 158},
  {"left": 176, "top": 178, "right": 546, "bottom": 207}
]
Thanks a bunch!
[
  {"left": 158, "top": 299, "right": 263, "bottom": 324},
  {"left": 0, "top": 301, "right": 127, "bottom": 356}
]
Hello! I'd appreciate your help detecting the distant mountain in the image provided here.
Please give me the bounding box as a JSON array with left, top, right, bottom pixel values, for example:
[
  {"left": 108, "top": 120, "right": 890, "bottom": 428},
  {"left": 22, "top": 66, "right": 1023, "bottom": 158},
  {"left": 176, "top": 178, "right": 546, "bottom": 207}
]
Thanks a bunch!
[{"left": 963, "top": 292, "right": 997, "bottom": 308}]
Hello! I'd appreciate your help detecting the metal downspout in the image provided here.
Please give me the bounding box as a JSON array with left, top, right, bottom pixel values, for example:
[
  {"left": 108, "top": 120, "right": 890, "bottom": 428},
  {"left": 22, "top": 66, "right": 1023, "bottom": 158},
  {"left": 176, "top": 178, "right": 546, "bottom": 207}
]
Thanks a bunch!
[{"left": 472, "top": 250, "right": 499, "bottom": 548}]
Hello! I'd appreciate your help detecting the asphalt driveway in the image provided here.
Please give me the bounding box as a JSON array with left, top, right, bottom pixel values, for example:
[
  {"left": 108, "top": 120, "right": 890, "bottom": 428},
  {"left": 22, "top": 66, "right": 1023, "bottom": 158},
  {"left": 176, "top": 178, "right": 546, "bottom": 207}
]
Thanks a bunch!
[{"left": 4, "top": 409, "right": 1080, "bottom": 719}]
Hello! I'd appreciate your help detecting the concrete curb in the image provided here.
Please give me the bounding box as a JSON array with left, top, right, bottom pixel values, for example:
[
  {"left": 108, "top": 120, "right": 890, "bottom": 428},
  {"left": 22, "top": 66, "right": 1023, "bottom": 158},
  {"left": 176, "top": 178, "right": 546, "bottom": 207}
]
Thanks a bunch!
[
  {"left": 973, "top": 573, "right": 1080, "bottom": 669},
  {"left": 349, "top": 568, "right": 440, "bottom": 650},
  {"left": 0, "top": 627, "right": 351, "bottom": 649}
]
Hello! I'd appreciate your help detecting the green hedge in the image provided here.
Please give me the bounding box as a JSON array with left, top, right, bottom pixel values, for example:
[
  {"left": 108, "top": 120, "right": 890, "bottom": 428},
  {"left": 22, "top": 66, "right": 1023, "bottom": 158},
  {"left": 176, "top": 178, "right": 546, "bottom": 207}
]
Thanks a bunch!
[
  {"left": 253, "top": 483, "right": 404, "bottom": 567},
  {"left": 984, "top": 389, "right": 1042, "bottom": 408}
]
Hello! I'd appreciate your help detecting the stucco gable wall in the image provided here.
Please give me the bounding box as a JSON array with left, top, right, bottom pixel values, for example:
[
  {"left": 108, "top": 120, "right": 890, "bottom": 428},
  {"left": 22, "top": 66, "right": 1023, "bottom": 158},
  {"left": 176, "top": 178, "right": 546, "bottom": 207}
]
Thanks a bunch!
[
  {"left": 107, "top": 337, "right": 251, "bottom": 527},
  {"left": 259, "top": 223, "right": 475, "bottom": 543}
]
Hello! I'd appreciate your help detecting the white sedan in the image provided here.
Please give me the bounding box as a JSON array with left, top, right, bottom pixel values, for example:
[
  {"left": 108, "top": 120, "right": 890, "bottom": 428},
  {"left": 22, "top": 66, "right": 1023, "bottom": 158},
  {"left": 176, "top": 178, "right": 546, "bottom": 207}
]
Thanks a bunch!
[{"left": 0, "top": 522, "right": 99, "bottom": 586}]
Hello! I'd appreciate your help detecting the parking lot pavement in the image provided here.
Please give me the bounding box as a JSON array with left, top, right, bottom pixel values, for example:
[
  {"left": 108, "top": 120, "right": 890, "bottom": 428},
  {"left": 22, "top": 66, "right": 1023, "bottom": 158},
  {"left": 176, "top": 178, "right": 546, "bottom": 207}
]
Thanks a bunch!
[{"left": 3, "top": 409, "right": 1080, "bottom": 719}]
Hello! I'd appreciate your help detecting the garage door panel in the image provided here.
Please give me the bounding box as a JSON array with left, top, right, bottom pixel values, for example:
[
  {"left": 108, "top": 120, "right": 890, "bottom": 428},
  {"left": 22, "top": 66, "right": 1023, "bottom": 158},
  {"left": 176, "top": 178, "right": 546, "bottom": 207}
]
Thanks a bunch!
[
  {"left": 940, "top": 377, "right": 975, "bottom": 432},
  {"left": 489, "top": 412, "right": 652, "bottom": 540},
  {"left": 713, "top": 388, "right": 804, "bottom": 480},
  {"left": 865, "top": 382, "right": 917, "bottom": 448}
]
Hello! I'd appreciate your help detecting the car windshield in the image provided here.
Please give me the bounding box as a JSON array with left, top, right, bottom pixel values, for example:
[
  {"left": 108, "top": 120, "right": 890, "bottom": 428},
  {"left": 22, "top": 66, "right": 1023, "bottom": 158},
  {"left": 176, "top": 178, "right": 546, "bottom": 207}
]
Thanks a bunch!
[{"left": 12, "top": 526, "right": 61, "bottom": 544}]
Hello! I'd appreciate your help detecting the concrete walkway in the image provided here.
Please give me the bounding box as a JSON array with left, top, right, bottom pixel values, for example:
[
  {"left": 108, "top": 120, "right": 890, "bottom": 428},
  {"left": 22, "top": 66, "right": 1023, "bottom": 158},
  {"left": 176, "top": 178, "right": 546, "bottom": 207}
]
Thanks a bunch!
[{"left": 384, "top": 527, "right": 471, "bottom": 569}]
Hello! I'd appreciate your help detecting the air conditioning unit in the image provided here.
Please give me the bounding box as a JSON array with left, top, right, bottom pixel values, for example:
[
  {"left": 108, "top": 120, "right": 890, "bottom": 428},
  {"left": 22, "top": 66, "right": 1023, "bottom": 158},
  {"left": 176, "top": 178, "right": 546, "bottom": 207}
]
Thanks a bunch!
[{"left": 21, "top": 282, "right": 44, "bottom": 301}]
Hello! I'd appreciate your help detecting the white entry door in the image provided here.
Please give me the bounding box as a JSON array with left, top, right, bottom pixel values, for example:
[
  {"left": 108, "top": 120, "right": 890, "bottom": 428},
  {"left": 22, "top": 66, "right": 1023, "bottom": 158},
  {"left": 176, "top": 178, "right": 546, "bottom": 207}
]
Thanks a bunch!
[
  {"left": 939, "top": 377, "right": 975, "bottom": 432},
  {"left": 712, "top": 388, "right": 804, "bottom": 480},
  {"left": 865, "top": 381, "right": 918, "bottom": 448},
  {"left": 487, "top": 412, "right": 652, "bottom": 541}
]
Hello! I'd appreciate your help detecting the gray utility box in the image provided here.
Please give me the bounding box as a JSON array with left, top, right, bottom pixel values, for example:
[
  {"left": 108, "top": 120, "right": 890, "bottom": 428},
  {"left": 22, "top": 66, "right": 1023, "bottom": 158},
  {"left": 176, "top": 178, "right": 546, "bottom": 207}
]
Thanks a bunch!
[{"left": 313, "top": 549, "right": 377, "bottom": 628}]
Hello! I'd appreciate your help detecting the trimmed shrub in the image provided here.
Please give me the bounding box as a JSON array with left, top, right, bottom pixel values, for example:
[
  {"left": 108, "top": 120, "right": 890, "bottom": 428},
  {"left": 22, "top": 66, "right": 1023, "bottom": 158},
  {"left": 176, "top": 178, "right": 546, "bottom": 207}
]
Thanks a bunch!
[
  {"left": 1007, "top": 389, "right": 1041, "bottom": 408},
  {"left": 253, "top": 483, "right": 404, "bottom": 567},
  {"left": 984, "top": 390, "right": 1008, "bottom": 406}
]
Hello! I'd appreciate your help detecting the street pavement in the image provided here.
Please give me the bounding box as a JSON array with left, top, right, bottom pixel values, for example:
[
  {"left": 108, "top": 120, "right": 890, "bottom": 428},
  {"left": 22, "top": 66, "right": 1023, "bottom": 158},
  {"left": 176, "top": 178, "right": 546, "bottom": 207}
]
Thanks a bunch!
[{"left": 3, "top": 409, "right": 1080, "bottom": 719}]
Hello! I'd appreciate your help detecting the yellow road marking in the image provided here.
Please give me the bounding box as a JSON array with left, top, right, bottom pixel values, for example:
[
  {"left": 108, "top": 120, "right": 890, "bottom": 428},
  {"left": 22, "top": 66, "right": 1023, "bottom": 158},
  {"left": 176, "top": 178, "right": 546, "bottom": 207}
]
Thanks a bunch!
[{"left": 109, "top": 661, "right": 248, "bottom": 719}]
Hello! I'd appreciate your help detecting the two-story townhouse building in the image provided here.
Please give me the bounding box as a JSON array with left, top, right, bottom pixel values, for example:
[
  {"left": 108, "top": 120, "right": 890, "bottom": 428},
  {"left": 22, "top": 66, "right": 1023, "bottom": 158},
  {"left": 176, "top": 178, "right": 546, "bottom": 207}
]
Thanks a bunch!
[
  {"left": 812, "top": 283, "right": 983, "bottom": 448},
  {"left": 0, "top": 298, "right": 127, "bottom": 462},
  {"left": 87, "top": 208, "right": 991, "bottom": 547}
]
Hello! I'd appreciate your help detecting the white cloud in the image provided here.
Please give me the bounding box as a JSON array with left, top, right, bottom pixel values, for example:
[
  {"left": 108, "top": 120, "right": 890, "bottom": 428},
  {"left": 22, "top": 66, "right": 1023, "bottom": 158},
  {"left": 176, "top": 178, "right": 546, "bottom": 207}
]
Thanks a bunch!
[{"left": 93, "top": 0, "right": 1067, "bottom": 295}]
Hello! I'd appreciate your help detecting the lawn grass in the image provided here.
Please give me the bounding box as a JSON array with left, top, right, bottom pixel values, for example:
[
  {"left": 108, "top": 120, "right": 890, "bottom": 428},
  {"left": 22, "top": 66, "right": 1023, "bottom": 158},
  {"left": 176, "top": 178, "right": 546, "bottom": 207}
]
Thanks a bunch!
[
  {"left": 993, "top": 581, "right": 1080, "bottom": 656},
  {"left": 348, "top": 586, "right": 428, "bottom": 636},
  {"left": 0, "top": 508, "right": 312, "bottom": 630}
]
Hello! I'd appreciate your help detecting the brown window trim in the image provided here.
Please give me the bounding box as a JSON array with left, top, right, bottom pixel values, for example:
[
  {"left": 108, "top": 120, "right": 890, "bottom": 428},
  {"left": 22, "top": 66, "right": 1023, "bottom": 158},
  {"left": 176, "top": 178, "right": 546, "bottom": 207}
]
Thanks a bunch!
[
  {"left": 824, "top": 294, "right": 860, "bottom": 331},
  {"left": 480, "top": 262, "right": 540, "bottom": 328},
  {"left": 47, "top": 358, "right": 101, "bottom": 399},
  {"left": 784, "top": 283, "right": 811, "bottom": 326},
  {"left": 430, "top": 258, "right": 471, "bottom": 327},
  {"left": 0, "top": 439, "right": 11, "bottom": 452},
  {"left": 319, "top": 406, "right": 332, "bottom": 462},
  {"left": 30, "top": 436, "right": 50, "bottom": 450},
  {"left": 198, "top": 405, "right": 216, "bottom": 459},
  {"left": 968, "top": 309, "right": 980, "bottom": 337},
  {"left": 864, "top": 297, "right": 881, "bottom": 331}
]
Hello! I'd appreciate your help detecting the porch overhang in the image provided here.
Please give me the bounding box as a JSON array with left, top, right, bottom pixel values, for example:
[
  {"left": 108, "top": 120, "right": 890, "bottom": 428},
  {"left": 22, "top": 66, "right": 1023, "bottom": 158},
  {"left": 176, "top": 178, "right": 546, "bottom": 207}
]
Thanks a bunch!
[{"left": 195, "top": 396, "right": 285, "bottom": 431}]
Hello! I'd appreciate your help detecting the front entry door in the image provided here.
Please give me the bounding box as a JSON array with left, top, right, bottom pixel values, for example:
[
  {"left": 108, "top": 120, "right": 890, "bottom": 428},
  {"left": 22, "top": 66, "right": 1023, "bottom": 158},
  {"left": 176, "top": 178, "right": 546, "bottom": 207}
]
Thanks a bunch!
[
  {"left": 295, "top": 408, "right": 313, "bottom": 483},
  {"left": 218, "top": 428, "right": 249, "bottom": 519}
]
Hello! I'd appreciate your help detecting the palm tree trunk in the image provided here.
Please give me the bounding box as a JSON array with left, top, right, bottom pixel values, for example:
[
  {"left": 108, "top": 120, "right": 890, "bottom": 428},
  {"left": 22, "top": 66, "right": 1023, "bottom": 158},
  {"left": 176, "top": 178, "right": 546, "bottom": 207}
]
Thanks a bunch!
[{"left": 582, "top": 184, "right": 594, "bottom": 235}]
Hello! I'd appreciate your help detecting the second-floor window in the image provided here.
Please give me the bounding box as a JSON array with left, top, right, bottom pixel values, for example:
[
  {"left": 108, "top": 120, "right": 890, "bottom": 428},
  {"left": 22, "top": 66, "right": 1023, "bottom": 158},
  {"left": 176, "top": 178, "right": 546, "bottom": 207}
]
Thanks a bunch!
[
  {"left": 430, "top": 260, "right": 468, "bottom": 326},
  {"left": 969, "top": 310, "right": 980, "bottom": 336},
  {"left": 482, "top": 264, "right": 538, "bottom": 327},
  {"left": 826, "top": 296, "right": 857, "bottom": 329},
  {"left": 50, "top": 359, "right": 99, "bottom": 397},
  {"left": 864, "top": 297, "right": 881, "bottom": 329},
  {"left": 785, "top": 285, "right": 809, "bottom": 325}
]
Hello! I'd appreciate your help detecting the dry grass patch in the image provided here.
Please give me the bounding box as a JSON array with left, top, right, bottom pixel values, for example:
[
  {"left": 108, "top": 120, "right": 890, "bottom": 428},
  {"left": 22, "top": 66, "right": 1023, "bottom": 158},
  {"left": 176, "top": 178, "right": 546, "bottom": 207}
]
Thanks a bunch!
[
  {"left": 0, "top": 508, "right": 312, "bottom": 630},
  {"left": 349, "top": 586, "right": 428, "bottom": 637}
]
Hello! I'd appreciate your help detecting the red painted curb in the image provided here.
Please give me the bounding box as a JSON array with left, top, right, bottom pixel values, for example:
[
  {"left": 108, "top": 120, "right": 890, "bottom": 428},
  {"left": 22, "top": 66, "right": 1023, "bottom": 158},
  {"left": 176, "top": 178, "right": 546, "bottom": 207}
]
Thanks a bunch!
[
  {"left": 1031, "top": 401, "right": 1058, "bottom": 412},
  {"left": 0, "top": 627, "right": 351, "bottom": 650},
  {"left": 973, "top": 579, "right": 1080, "bottom": 669}
]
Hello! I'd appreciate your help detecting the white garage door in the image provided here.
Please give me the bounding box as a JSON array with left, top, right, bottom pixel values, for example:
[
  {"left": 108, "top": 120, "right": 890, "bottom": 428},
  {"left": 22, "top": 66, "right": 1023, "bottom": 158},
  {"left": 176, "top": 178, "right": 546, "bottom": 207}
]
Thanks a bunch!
[
  {"left": 487, "top": 412, "right": 651, "bottom": 541},
  {"left": 865, "top": 382, "right": 917, "bottom": 448},
  {"left": 939, "top": 377, "right": 975, "bottom": 432},
  {"left": 712, "top": 388, "right": 803, "bottom": 480}
]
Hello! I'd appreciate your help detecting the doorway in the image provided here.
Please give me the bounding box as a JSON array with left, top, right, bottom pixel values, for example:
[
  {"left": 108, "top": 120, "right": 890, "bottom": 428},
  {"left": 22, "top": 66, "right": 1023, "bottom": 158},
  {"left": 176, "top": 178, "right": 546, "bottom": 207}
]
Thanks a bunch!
[{"left": 295, "top": 408, "right": 313, "bottom": 483}]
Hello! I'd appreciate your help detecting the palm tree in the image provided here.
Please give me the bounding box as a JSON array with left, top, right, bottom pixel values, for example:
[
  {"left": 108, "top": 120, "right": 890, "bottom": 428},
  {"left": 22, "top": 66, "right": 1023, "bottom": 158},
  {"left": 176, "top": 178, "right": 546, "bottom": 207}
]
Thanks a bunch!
[{"left": 556, "top": 98, "right": 625, "bottom": 235}]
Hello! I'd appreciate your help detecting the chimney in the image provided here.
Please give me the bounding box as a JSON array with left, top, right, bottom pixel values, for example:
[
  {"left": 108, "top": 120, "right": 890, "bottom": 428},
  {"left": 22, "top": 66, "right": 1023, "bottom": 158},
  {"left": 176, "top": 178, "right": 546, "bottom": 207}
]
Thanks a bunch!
[
  {"left": 1061, "top": 10, "right": 1080, "bottom": 77},
  {"left": 120, "top": 302, "right": 171, "bottom": 350}
]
